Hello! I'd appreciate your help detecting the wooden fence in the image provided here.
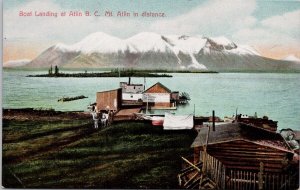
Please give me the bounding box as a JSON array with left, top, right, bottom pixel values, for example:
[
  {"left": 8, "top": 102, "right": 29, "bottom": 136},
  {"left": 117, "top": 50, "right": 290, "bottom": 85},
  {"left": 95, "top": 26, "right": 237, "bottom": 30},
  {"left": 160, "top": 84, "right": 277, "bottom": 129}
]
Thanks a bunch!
[
  {"left": 227, "top": 169, "right": 299, "bottom": 190},
  {"left": 200, "top": 150, "right": 226, "bottom": 189},
  {"left": 199, "top": 151, "right": 299, "bottom": 190}
]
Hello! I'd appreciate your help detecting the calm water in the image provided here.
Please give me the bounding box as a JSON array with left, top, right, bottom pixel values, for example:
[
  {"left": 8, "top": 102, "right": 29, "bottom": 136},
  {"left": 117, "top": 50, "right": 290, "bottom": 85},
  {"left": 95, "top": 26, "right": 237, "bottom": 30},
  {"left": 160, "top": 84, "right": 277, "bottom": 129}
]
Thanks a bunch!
[{"left": 3, "top": 69, "right": 300, "bottom": 130}]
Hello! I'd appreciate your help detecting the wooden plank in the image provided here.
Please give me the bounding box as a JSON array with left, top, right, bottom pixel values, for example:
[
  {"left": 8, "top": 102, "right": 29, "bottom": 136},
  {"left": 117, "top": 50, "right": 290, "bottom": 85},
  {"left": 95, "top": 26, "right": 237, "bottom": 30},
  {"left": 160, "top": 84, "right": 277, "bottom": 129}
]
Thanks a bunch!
[
  {"left": 249, "top": 171, "right": 252, "bottom": 190},
  {"left": 209, "top": 149, "right": 286, "bottom": 157},
  {"left": 284, "top": 174, "right": 287, "bottom": 190},
  {"left": 216, "top": 161, "right": 221, "bottom": 188},
  {"left": 276, "top": 174, "right": 279, "bottom": 190},
  {"left": 178, "top": 174, "right": 182, "bottom": 187},
  {"left": 228, "top": 167, "right": 282, "bottom": 173},
  {"left": 243, "top": 171, "right": 245, "bottom": 190},
  {"left": 254, "top": 173, "right": 256, "bottom": 190},
  {"left": 180, "top": 162, "right": 203, "bottom": 174},
  {"left": 228, "top": 170, "right": 233, "bottom": 189},
  {"left": 246, "top": 171, "right": 249, "bottom": 190},
  {"left": 181, "top": 157, "right": 201, "bottom": 173},
  {"left": 264, "top": 174, "right": 267, "bottom": 190},
  {"left": 218, "top": 160, "right": 283, "bottom": 168},
  {"left": 217, "top": 160, "right": 284, "bottom": 168},
  {"left": 188, "top": 176, "right": 201, "bottom": 189},
  {"left": 214, "top": 158, "right": 217, "bottom": 182},
  {"left": 270, "top": 174, "right": 273, "bottom": 190},
  {"left": 288, "top": 174, "right": 291, "bottom": 190},
  {"left": 272, "top": 174, "right": 275, "bottom": 190},
  {"left": 214, "top": 154, "right": 285, "bottom": 161},
  {"left": 183, "top": 172, "right": 198, "bottom": 188},
  {"left": 209, "top": 143, "right": 288, "bottom": 153},
  {"left": 236, "top": 170, "right": 238, "bottom": 190},
  {"left": 280, "top": 174, "right": 284, "bottom": 190},
  {"left": 217, "top": 154, "right": 286, "bottom": 161},
  {"left": 239, "top": 170, "right": 242, "bottom": 190},
  {"left": 237, "top": 170, "right": 240, "bottom": 190}
]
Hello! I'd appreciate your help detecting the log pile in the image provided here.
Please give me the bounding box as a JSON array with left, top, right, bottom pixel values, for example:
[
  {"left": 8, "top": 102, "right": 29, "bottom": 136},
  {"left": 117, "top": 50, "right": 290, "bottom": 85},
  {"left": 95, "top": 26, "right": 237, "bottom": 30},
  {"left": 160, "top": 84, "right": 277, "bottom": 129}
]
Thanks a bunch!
[{"left": 58, "top": 95, "right": 87, "bottom": 102}]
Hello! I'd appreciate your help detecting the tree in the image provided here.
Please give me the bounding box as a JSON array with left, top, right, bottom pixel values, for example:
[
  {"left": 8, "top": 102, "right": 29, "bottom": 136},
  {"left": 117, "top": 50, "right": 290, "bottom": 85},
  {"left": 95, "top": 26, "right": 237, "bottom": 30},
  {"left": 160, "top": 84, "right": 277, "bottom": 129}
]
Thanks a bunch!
[
  {"left": 54, "top": 65, "right": 59, "bottom": 75},
  {"left": 180, "top": 92, "right": 191, "bottom": 101},
  {"left": 48, "top": 65, "right": 53, "bottom": 75}
]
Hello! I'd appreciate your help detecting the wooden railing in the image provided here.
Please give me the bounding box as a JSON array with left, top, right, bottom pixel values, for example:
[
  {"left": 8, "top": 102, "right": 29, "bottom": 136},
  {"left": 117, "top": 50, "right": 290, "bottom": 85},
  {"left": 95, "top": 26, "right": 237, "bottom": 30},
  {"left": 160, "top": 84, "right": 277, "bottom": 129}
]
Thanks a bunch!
[
  {"left": 227, "top": 169, "right": 299, "bottom": 190},
  {"left": 199, "top": 151, "right": 299, "bottom": 190},
  {"left": 200, "top": 150, "right": 226, "bottom": 189}
]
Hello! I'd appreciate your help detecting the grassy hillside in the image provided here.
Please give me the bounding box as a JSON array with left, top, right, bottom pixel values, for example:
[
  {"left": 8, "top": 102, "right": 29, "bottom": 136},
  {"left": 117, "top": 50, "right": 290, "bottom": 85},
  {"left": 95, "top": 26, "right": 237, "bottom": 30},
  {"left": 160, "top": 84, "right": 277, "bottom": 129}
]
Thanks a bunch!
[{"left": 2, "top": 118, "right": 196, "bottom": 188}]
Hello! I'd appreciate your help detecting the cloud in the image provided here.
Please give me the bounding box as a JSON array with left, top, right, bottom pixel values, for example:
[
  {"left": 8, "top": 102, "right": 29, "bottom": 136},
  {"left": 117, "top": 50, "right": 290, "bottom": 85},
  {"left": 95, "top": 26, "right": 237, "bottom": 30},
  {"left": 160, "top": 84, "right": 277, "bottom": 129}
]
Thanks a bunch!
[
  {"left": 3, "top": 0, "right": 145, "bottom": 44},
  {"left": 4, "top": 0, "right": 258, "bottom": 43},
  {"left": 261, "top": 10, "right": 300, "bottom": 38},
  {"left": 3, "top": 0, "right": 300, "bottom": 59},
  {"left": 150, "top": 0, "right": 257, "bottom": 36},
  {"left": 233, "top": 28, "right": 298, "bottom": 45},
  {"left": 233, "top": 10, "right": 300, "bottom": 48}
]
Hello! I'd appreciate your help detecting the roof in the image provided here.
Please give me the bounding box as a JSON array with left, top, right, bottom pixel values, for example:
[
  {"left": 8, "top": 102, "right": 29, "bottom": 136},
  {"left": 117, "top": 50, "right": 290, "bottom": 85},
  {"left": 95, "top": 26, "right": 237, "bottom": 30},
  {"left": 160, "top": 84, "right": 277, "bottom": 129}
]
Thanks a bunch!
[
  {"left": 144, "top": 82, "right": 171, "bottom": 93},
  {"left": 120, "top": 82, "right": 143, "bottom": 86},
  {"left": 191, "top": 122, "right": 293, "bottom": 153},
  {"left": 126, "top": 84, "right": 143, "bottom": 86},
  {"left": 97, "top": 88, "right": 122, "bottom": 94}
]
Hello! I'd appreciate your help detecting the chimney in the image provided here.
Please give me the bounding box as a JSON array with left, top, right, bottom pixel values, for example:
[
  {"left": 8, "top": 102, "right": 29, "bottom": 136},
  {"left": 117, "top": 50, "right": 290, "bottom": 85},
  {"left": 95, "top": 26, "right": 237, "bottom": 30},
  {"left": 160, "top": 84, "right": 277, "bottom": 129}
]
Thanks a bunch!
[{"left": 212, "top": 110, "right": 215, "bottom": 131}]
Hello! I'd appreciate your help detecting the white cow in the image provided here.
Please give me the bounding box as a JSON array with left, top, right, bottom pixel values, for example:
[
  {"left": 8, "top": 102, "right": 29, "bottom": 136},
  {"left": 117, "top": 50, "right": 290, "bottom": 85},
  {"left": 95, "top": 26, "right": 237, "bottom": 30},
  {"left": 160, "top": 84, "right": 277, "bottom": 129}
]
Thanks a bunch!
[
  {"left": 91, "top": 111, "right": 99, "bottom": 129},
  {"left": 101, "top": 113, "right": 109, "bottom": 127}
]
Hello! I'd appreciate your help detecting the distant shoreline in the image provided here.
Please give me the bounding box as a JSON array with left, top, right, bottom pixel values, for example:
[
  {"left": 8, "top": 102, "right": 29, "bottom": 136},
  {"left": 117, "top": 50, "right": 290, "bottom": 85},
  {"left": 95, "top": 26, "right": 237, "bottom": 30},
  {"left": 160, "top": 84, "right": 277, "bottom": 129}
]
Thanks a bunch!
[
  {"left": 27, "top": 71, "right": 173, "bottom": 78},
  {"left": 4, "top": 67, "right": 300, "bottom": 73},
  {"left": 26, "top": 69, "right": 217, "bottom": 78}
]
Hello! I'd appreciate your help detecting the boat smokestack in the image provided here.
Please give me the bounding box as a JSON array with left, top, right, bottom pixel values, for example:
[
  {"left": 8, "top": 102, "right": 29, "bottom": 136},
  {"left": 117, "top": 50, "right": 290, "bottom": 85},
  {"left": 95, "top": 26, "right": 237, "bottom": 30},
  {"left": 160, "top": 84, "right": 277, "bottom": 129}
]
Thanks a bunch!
[{"left": 212, "top": 110, "right": 215, "bottom": 131}]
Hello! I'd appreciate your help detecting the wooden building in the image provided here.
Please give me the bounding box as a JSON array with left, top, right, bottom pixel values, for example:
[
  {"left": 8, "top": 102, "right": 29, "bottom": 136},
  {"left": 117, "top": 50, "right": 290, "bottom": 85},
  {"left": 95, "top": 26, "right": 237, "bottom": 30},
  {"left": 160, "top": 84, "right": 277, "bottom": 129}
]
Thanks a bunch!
[
  {"left": 236, "top": 115, "right": 278, "bottom": 132},
  {"left": 120, "top": 79, "right": 144, "bottom": 104},
  {"left": 192, "top": 123, "right": 295, "bottom": 173},
  {"left": 171, "top": 91, "right": 179, "bottom": 102},
  {"left": 120, "top": 82, "right": 144, "bottom": 94},
  {"left": 143, "top": 82, "right": 174, "bottom": 109},
  {"left": 181, "top": 123, "right": 299, "bottom": 189},
  {"left": 96, "top": 88, "right": 122, "bottom": 111}
]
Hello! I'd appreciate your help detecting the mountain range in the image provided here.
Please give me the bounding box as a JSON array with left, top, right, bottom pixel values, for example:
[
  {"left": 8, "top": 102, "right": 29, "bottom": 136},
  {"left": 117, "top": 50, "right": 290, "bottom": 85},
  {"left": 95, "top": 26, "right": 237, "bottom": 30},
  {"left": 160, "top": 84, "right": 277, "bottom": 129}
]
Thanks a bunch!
[
  {"left": 14, "top": 32, "right": 300, "bottom": 71},
  {"left": 4, "top": 59, "right": 31, "bottom": 68}
]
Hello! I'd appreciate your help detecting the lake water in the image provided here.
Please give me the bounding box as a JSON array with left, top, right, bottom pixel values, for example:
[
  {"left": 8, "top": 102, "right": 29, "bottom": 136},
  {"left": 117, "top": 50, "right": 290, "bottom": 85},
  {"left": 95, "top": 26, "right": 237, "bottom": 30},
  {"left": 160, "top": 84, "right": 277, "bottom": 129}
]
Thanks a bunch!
[{"left": 3, "top": 69, "right": 300, "bottom": 130}]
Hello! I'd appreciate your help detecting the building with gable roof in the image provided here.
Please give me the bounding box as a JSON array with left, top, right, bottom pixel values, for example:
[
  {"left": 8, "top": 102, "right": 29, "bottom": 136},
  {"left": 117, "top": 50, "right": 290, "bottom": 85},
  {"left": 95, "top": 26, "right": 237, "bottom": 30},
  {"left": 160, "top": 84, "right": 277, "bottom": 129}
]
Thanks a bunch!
[{"left": 143, "top": 82, "right": 175, "bottom": 109}]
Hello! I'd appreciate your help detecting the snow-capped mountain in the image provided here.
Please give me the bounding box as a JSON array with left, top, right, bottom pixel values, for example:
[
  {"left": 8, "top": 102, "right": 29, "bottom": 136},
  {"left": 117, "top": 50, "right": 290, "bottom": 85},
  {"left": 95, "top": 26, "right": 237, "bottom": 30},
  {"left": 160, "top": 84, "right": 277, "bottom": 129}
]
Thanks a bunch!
[
  {"left": 282, "top": 55, "right": 300, "bottom": 63},
  {"left": 126, "top": 32, "right": 172, "bottom": 53},
  {"left": 25, "top": 32, "right": 300, "bottom": 71},
  {"left": 3, "top": 59, "right": 31, "bottom": 67}
]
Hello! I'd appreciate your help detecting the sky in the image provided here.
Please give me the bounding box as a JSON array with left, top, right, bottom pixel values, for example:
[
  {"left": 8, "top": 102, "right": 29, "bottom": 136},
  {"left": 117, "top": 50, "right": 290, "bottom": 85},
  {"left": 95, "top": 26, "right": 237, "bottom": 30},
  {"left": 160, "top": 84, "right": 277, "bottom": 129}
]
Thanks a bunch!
[{"left": 3, "top": 0, "right": 300, "bottom": 62}]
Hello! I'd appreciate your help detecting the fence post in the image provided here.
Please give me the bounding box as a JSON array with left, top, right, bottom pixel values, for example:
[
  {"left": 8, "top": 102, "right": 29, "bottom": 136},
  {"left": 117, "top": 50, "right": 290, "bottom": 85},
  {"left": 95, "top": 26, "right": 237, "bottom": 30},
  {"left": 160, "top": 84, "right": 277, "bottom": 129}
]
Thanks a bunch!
[
  {"left": 221, "top": 166, "right": 226, "bottom": 189},
  {"left": 258, "top": 162, "right": 264, "bottom": 190}
]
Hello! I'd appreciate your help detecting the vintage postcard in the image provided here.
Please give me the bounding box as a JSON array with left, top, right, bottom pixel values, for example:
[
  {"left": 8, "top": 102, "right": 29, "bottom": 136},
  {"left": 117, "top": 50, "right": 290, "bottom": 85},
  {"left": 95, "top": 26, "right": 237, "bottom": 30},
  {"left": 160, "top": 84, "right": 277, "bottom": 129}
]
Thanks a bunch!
[{"left": 2, "top": 0, "right": 300, "bottom": 189}]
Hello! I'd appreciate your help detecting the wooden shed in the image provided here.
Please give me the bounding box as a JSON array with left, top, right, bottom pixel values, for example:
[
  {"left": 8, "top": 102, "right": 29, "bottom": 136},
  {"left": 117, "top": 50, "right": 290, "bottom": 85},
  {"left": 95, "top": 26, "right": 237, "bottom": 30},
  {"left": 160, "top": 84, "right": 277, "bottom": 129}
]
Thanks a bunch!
[
  {"left": 96, "top": 88, "right": 122, "bottom": 111},
  {"left": 143, "top": 82, "right": 173, "bottom": 108},
  {"left": 181, "top": 123, "right": 299, "bottom": 189},
  {"left": 191, "top": 123, "right": 295, "bottom": 173}
]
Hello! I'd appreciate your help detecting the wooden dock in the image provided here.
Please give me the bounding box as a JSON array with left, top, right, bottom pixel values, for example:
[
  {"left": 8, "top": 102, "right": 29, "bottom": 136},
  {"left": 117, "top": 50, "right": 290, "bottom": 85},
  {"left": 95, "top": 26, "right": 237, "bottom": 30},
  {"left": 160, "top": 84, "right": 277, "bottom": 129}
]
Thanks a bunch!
[{"left": 114, "top": 108, "right": 142, "bottom": 121}]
